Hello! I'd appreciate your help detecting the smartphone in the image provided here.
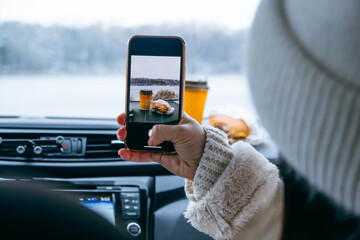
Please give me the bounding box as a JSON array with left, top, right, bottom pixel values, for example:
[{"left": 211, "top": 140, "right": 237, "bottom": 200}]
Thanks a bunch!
[{"left": 125, "top": 35, "right": 185, "bottom": 152}]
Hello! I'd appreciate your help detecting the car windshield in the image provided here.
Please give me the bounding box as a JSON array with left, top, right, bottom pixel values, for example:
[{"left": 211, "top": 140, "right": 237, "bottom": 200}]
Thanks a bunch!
[{"left": 0, "top": 0, "right": 259, "bottom": 119}]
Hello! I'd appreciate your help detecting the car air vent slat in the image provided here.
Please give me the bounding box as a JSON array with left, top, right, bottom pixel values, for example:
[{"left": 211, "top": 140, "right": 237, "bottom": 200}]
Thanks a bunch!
[
  {"left": 86, "top": 149, "right": 116, "bottom": 154},
  {"left": 85, "top": 136, "right": 125, "bottom": 161},
  {"left": 86, "top": 144, "right": 112, "bottom": 148}
]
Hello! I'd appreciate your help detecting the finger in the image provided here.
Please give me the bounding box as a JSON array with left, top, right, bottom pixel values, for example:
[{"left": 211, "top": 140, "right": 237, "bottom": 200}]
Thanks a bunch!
[
  {"left": 150, "top": 124, "right": 180, "bottom": 146},
  {"left": 118, "top": 149, "right": 195, "bottom": 179},
  {"left": 118, "top": 148, "right": 162, "bottom": 163},
  {"left": 116, "top": 127, "right": 127, "bottom": 141},
  {"left": 118, "top": 149, "right": 150, "bottom": 162},
  {"left": 147, "top": 137, "right": 155, "bottom": 146},
  {"left": 149, "top": 113, "right": 199, "bottom": 146},
  {"left": 118, "top": 148, "right": 180, "bottom": 171},
  {"left": 117, "top": 113, "right": 126, "bottom": 126}
]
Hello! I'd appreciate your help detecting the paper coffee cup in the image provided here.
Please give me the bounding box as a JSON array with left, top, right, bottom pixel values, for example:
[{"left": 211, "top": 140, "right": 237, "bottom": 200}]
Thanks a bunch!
[
  {"left": 139, "top": 89, "right": 153, "bottom": 110},
  {"left": 184, "top": 80, "right": 209, "bottom": 123}
]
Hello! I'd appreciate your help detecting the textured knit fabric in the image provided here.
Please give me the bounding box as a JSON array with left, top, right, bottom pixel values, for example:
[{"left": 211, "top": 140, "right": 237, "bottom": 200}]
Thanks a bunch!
[
  {"left": 187, "top": 126, "right": 233, "bottom": 201},
  {"left": 184, "top": 126, "right": 281, "bottom": 239},
  {"left": 184, "top": 0, "right": 360, "bottom": 238},
  {"left": 247, "top": 0, "right": 360, "bottom": 215}
]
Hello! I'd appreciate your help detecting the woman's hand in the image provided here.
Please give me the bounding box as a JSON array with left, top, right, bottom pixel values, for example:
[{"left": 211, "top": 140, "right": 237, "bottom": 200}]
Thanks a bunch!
[{"left": 116, "top": 113, "right": 206, "bottom": 180}]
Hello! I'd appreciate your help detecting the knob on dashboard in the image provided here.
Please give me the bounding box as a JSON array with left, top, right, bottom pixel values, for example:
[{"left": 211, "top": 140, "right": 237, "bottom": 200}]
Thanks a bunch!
[
  {"left": 16, "top": 145, "right": 26, "bottom": 154},
  {"left": 33, "top": 146, "right": 43, "bottom": 155},
  {"left": 55, "top": 135, "right": 64, "bottom": 144},
  {"left": 126, "top": 222, "right": 141, "bottom": 237}
]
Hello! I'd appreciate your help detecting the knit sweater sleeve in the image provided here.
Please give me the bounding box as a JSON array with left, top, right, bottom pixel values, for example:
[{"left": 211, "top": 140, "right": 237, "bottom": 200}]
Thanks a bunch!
[{"left": 184, "top": 126, "right": 282, "bottom": 240}]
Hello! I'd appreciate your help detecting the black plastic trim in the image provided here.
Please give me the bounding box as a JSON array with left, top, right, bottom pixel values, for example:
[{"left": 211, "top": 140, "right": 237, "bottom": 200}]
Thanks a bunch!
[{"left": 0, "top": 160, "right": 171, "bottom": 178}]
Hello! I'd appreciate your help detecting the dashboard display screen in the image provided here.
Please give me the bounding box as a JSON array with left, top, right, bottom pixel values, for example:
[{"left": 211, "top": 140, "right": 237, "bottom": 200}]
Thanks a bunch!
[{"left": 78, "top": 195, "right": 115, "bottom": 225}]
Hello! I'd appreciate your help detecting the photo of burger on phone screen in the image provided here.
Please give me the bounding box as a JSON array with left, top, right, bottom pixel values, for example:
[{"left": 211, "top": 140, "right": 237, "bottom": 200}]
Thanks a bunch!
[{"left": 128, "top": 55, "right": 181, "bottom": 124}]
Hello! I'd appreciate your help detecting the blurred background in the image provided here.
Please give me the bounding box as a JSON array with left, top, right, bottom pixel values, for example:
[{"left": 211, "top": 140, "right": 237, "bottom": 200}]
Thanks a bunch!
[{"left": 0, "top": 0, "right": 260, "bottom": 118}]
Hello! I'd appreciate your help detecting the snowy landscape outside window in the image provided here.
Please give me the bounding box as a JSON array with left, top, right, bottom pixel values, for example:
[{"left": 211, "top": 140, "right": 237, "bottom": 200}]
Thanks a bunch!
[{"left": 0, "top": 0, "right": 259, "bottom": 118}]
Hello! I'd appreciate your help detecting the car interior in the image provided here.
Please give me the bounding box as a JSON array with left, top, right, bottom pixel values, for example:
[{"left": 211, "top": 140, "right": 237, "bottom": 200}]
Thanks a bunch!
[
  {"left": 0, "top": 0, "right": 279, "bottom": 239},
  {"left": 0, "top": 116, "right": 279, "bottom": 239}
]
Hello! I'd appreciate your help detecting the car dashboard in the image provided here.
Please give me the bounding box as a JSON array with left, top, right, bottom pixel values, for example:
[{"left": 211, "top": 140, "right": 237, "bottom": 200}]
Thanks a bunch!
[{"left": 0, "top": 116, "right": 278, "bottom": 240}]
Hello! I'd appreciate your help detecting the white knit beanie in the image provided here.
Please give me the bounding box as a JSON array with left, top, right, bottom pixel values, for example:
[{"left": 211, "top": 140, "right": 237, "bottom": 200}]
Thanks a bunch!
[{"left": 247, "top": 0, "right": 360, "bottom": 215}]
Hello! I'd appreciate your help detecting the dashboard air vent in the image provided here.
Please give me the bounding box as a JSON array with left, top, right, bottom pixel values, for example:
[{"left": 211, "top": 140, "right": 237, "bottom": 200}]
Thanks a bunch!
[{"left": 85, "top": 135, "right": 125, "bottom": 161}]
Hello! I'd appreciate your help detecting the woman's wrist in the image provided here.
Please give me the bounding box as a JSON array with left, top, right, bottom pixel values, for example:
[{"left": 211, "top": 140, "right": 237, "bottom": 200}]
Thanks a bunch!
[{"left": 189, "top": 126, "right": 234, "bottom": 201}]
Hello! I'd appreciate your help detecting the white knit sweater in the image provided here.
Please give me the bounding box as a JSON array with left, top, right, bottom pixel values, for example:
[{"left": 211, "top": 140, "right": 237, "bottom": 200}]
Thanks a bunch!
[{"left": 184, "top": 126, "right": 281, "bottom": 239}]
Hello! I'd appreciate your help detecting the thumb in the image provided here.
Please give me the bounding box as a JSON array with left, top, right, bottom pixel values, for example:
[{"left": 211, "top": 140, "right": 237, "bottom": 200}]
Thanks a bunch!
[{"left": 149, "top": 124, "right": 179, "bottom": 146}]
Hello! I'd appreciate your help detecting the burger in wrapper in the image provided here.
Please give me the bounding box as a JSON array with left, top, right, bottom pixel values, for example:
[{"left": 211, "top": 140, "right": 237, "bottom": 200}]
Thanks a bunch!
[
  {"left": 210, "top": 115, "right": 251, "bottom": 144},
  {"left": 152, "top": 99, "right": 175, "bottom": 115}
]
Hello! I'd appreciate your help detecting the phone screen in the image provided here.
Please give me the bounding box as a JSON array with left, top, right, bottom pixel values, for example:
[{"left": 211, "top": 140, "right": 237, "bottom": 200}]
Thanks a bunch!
[
  {"left": 125, "top": 36, "right": 185, "bottom": 152},
  {"left": 128, "top": 55, "right": 181, "bottom": 124}
]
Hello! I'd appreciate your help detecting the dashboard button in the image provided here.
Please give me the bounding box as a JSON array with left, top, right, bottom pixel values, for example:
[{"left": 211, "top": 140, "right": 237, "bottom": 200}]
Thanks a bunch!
[
  {"left": 61, "top": 140, "right": 71, "bottom": 153},
  {"left": 121, "top": 187, "right": 138, "bottom": 192},
  {"left": 124, "top": 211, "right": 140, "bottom": 217},
  {"left": 121, "top": 193, "right": 139, "bottom": 198},
  {"left": 132, "top": 205, "right": 139, "bottom": 210},
  {"left": 76, "top": 139, "right": 82, "bottom": 153},
  {"left": 127, "top": 222, "right": 141, "bottom": 236}
]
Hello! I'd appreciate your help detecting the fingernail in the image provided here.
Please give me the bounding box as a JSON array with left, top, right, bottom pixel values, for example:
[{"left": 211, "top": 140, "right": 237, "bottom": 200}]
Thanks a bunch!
[
  {"left": 120, "top": 151, "right": 130, "bottom": 160},
  {"left": 148, "top": 137, "right": 154, "bottom": 146}
]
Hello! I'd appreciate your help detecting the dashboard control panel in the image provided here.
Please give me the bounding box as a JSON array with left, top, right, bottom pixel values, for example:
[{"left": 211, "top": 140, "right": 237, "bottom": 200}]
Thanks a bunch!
[
  {"left": 0, "top": 135, "right": 86, "bottom": 157},
  {"left": 58, "top": 185, "right": 148, "bottom": 240}
]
